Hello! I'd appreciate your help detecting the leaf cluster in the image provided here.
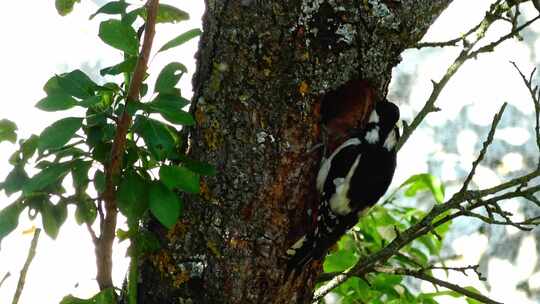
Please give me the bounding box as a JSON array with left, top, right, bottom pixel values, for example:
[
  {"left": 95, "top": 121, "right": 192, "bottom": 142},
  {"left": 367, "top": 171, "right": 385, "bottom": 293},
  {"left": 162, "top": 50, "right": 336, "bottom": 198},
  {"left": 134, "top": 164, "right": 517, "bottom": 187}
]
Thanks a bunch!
[{"left": 0, "top": 1, "right": 203, "bottom": 256}]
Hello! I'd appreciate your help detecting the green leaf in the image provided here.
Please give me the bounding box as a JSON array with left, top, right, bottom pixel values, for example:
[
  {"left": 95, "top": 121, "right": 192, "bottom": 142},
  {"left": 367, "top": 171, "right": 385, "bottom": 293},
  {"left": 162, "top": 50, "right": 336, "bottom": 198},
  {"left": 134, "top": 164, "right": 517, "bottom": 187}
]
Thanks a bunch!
[
  {"left": 432, "top": 209, "right": 452, "bottom": 238},
  {"left": 35, "top": 160, "right": 54, "bottom": 170},
  {"left": 90, "top": 1, "right": 130, "bottom": 19},
  {"left": 401, "top": 173, "right": 445, "bottom": 204},
  {"left": 134, "top": 116, "right": 177, "bottom": 161},
  {"left": 57, "top": 70, "right": 98, "bottom": 99},
  {"left": 8, "top": 150, "right": 20, "bottom": 166},
  {"left": 71, "top": 161, "right": 92, "bottom": 190},
  {"left": 372, "top": 273, "right": 402, "bottom": 295},
  {"left": 123, "top": 8, "right": 140, "bottom": 25},
  {"left": 159, "top": 165, "right": 200, "bottom": 193},
  {"left": 147, "top": 94, "right": 194, "bottom": 125},
  {"left": 94, "top": 288, "right": 116, "bottom": 304},
  {"left": 417, "top": 235, "right": 439, "bottom": 255},
  {"left": 3, "top": 166, "right": 29, "bottom": 196},
  {"left": 418, "top": 296, "right": 439, "bottom": 304},
  {"left": 43, "top": 75, "right": 62, "bottom": 95},
  {"left": 139, "top": 4, "right": 189, "bottom": 24},
  {"left": 41, "top": 201, "right": 67, "bottom": 239},
  {"left": 158, "top": 28, "right": 202, "bottom": 53},
  {"left": 117, "top": 171, "right": 149, "bottom": 221},
  {"left": 38, "top": 117, "right": 83, "bottom": 152},
  {"left": 405, "top": 246, "right": 429, "bottom": 265},
  {"left": 94, "top": 170, "right": 106, "bottom": 194},
  {"left": 100, "top": 57, "right": 137, "bottom": 76},
  {"left": 0, "top": 119, "right": 17, "bottom": 143},
  {"left": 36, "top": 94, "right": 77, "bottom": 111},
  {"left": 332, "top": 277, "right": 369, "bottom": 302},
  {"left": 140, "top": 83, "right": 149, "bottom": 98},
  {"left": 154, "top": 62, "right": 186, "bottom": 94},
  {"left": 60, "top": 288, "right": 116, "bottom": 304},
  {"left": 0, "top": 202, "right": 24, "bottom": 248},
  {"left": 324, "top": 250, "right": 358, "bottom": 272},
  {"left": 99, "top": 19, "right": 139, "bottom": 56},
  {"left": 92, "top": 142, "right": 113, "bottom": 164},
  {"left": 75, "top": 195, "right": 97, "bottom": 225},
  {"left": 150, "top": 94, "right": 190, "bottom": 109},
  {"left": 149, "top": 182, "right": 182, "bottom": 229},
  {"left": 23, "top": 163, "right": 71, "bottom": 194},
  {"left": 21, "top": 135, "right": 39, "bottom": 161},
  {"left": 464, "top": 288, "right": 483, "bottom": 304},
  {"left": 86, "top": 111, "right": 107, "bottom": 128},
  {"left": 55, "top": 147, "right": 85, "bottom": 159},
  {"left": 181, "top": 158, "right": 216, "bottom": 176},
  {"left": 79, "top": 95, "right": 102, "bottom": 108},
  {"left": 60, "top": 295, "right": 93, "bottom": 304},
  {"left": 130, "top": 231, "right": 161, "bottom": 256},
  {"left": 161, "top": 110, "right": 194, "bottom": 126},
  {"left": 55, "top": 0, "right": 80, "bottom": 16}
]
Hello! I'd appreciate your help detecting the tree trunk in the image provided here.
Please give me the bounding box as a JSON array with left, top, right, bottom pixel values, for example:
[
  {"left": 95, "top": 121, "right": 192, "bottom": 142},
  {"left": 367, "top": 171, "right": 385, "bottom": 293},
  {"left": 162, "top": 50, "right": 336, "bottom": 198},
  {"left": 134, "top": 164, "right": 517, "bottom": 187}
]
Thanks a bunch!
[{"left": 138, "top": 1, "right": 451, "bottom": 303}]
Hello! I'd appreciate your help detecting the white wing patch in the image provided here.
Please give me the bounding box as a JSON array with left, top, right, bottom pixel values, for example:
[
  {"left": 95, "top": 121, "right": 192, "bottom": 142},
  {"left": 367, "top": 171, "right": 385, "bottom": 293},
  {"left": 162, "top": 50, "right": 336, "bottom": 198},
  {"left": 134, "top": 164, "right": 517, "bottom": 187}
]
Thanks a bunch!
[
  {"left": 287, "top": 235, "right": 307, "bottom": 255},
  {"left": 383, "top": 128, "right": 397, "bottom": 150},
  {"left": 365, "top": 127, "right": 379, "bottom": 144},
  {"left": 316, "top": 138, "right": 361, "bottom": 193},
  {"left": 368, "top": 110, "right": 380, "bottom": 123},
  {"left": 329, "top": 154, "right": 362, "bottom": 215}
]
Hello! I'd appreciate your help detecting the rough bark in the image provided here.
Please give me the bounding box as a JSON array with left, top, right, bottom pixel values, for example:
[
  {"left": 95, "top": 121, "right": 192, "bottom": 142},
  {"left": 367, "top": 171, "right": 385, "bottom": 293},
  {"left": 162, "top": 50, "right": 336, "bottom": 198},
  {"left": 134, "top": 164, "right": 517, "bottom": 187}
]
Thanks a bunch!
[{"left": 138, "top": 1, "right": 452, "bottom": 303}]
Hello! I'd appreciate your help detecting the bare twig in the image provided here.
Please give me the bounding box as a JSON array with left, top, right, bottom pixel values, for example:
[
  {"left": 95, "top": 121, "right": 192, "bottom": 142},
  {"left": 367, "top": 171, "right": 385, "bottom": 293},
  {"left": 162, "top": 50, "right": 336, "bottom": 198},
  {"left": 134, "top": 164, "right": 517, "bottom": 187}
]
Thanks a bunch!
[
  {"left": 458, "top": 185, "right": 540, "bottom": 230},
  {"left": 458, "top": 103, "right": 507, "bottom": 193},
  {"left": 396, "top": 57, "right": 467, "bottom": 151},
  {"left": 414, "top": 0, "right": 536, "bottom": 49},
  {"left": 0, "top": 272, "right": 10, "bottom": 289},
  {"left": 11, "top": 228, "right": 41, "bottom": 304},
  {"left": 469, "top": 16, "right": 540, "bottom": 58},
  {"left": 86, "top": 222, "right": 98, "bottom": 245},
  {"left": 415, "top": 21, "right": 482, "bottom": 49},
  {"left": 374, "top": 266, "right": 502, "bottom": 304},
  {"left": 511, "top": 62, "right": 540, "bottom": 161},
  {"left": 313, "top": 271, "right": 350, "bottom": 302},
  {"left": 96, "top": 0, "right": 159, "bottom": 291},
  {"left": 397, "top": 6, "right": 540, "bottom": 151},
  {"left": 426, "top": 264, "right": 485, "bottom": 281}
]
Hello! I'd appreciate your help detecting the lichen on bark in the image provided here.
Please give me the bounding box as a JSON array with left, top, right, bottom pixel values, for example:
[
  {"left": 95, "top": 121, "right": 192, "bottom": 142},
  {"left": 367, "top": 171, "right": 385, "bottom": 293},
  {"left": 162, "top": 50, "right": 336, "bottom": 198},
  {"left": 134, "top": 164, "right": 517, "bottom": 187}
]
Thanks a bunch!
[{"left": 138, "top": 1, "right": 452, "bottom": 303}]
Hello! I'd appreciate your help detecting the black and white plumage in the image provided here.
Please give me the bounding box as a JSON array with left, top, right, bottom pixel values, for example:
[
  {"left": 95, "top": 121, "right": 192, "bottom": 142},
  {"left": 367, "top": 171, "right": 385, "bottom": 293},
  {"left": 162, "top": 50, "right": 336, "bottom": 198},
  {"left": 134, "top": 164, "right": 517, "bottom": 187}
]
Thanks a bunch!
[{"left": 286, "top": 100, "right": 400, "bottom": 271}]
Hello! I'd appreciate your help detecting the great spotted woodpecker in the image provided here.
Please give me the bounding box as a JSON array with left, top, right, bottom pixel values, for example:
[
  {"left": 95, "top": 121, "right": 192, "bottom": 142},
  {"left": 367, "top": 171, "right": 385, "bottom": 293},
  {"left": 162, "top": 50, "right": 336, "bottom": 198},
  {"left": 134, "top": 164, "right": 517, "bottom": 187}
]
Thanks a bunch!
[{"left": 286, "top": 99, "right": 400, "bottom": 271}]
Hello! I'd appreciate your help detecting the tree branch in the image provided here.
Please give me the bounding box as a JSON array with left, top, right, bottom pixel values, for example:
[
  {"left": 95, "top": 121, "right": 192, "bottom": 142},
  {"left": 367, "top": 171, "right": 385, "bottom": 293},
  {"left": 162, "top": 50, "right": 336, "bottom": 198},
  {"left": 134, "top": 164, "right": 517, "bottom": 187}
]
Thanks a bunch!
[
  {"left": 374, "top": 266, "right": 502, "bottom": 304},
  {"left": 458, "top": 103, "right": 506, "bottom": 193},
  {"left": 11, "top": 228, "right": 41, "bottom": 304},
  {"left": 0, "top": 272, "right": 10, "bottom": 289},
  {"left": 511, "top": 61, "right": 540, "bottom": 161},
  {"left": 396, "top": 2, "right": 540, "bottom": 151},
  {"left": 96, "top": 0, "right": 159, "bottom": 291}
]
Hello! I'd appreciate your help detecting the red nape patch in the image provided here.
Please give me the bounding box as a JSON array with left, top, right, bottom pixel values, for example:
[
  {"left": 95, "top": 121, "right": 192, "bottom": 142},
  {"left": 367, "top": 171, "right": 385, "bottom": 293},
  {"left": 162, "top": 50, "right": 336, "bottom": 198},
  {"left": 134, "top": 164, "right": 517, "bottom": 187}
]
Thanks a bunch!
[{"left": 320, "top": 79, "right": 376, "bottom": 152}]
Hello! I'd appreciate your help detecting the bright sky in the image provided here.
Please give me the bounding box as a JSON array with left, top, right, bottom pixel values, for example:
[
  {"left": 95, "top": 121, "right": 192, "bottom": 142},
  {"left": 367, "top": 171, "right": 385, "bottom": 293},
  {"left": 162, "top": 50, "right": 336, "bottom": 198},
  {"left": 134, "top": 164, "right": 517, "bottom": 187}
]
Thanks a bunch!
[{"left": 0, "top": 1, "right": 539, "bottom": 304}]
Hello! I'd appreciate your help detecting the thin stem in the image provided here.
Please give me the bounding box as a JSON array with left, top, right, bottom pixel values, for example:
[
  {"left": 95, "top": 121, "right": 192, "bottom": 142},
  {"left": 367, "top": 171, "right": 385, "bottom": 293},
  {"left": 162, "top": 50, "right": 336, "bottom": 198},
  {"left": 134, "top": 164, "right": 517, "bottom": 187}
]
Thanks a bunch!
[
  {"left": 96, "top": 0, "right": 160, "bottom": 291},
  {"left": 458, "top": 103, "right": 507, "bottom": 193},
  {"left": 375, "top": 267, "right": 502, "bottom": 304},
  {"left": 0, "top": 272, "right": 10, "bottom": 289},
  {"left": 11, "top": 229, "right": 41, "bottom": 304}
]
